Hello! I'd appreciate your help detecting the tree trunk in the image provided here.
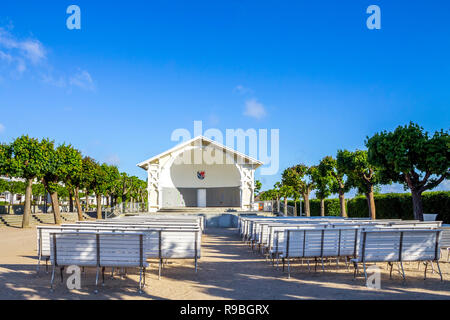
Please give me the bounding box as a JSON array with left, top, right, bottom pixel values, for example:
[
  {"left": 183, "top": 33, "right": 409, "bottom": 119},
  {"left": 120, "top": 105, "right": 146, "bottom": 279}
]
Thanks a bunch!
[
  {"left": 368, "top": 185, "right": 376, "bottom": 220},
  {"left": 320, "top": 198, "right": 325, "bottom": 217},
  {"left": 284, "top": 197, "right": 288, "bottom": 216},
  {"left": 411, "top": 190, "right": 424, "bottom": 221},
  {"left": 294, "top": 201, "right": 297, "bottom": 216},
  {"left": 338, "top": 190, "right": 347, "bottom": 218},
  {"left": 302, "top": 192, "right": 310, "bottom": 217},
  {"left": 69, "top": 189, "right": 74, "bottom": 213},
  {"left": 85, "top": 189, "right": 89, "bottom": 212},
  {"left": 50, "top": 192, "right": 62, "bottom": 224},
  {"left": 74, "top": 187, "right": 84, "bottom": 221},
  {"left": 96, "top": 193, "right": 103, "bottom": 220},
  {"left": 276, "top": 197, "right": 280, "bottom": 213},
  {"left": 22, "top": 179, "right": 33, "bottom": 228},
  {"left": 8, "top": 192, "right": 13, "bottom": 214}
]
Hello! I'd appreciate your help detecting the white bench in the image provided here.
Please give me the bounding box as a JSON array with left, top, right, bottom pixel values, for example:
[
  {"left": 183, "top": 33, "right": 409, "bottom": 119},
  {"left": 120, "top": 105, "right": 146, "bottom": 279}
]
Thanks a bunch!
[
  {"left": 49, "top": 232, "right": 148, "bottom": 292},
  {"left": 280, "top": 227, "right": 359, "bottom": 278},
  {"left": 351, "top": 229, "right": 443, "bottom": 281},
  {"left": 440, "top": 226, "right": 450, "bottom": 262},
  {"left": 38, "top": 226, "right": 201, "bottom": 279}
]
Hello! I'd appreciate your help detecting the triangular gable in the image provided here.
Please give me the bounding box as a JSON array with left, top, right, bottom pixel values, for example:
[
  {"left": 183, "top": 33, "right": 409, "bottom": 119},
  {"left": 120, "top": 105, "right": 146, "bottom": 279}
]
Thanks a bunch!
[{"left": 137, "top": 135, "right": 263, "bottom": 169}]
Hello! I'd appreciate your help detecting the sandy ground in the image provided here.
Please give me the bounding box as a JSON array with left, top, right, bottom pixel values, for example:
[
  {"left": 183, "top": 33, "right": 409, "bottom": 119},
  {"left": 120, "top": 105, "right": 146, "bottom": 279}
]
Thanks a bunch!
[{"left": 0, "top": 226, "right": 449, "bottom": 300}]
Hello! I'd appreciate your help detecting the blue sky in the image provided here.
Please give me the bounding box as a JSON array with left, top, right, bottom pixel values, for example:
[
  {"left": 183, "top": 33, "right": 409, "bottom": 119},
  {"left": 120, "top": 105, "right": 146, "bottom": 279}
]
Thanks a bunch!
[{"left": 0, "top": 1, "right": 449, "bottom": 195}]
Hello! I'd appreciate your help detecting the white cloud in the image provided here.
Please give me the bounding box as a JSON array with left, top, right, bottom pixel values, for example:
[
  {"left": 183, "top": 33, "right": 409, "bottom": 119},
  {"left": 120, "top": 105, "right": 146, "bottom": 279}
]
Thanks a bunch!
[
  {"left": 0, "top": 25, "right": 96, "bottom": 92},
  {"left": 69, "top": 69, "right": 95, "bottom": 91},
  {"left": 244, "top": 98, "right": 267, "bottom": 119},
  {"left": 105, "top": 154, "right": 120, "bottom": 166},
  {"left": 0, "top": 123, "right": 5, "bottom": 133},
  {"left": 234, "top": 85, "right": 253, "bottom": 95},
  {"left": 0, "top": 27, "right": 46, "bottom": 75}
]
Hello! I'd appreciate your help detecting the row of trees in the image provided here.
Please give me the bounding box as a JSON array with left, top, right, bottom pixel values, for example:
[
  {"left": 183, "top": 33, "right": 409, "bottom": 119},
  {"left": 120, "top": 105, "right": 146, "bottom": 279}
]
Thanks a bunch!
[
  {"left": 259, "top": 123, "right": 449, "bottom": 221},
  {"left": 0, "top": 135, "right": 148, "bottom": 228}
]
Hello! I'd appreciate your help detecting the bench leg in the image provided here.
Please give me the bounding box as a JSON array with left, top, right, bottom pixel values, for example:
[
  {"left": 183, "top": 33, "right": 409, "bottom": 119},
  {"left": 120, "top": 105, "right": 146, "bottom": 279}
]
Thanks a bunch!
[
  {"left": 60, "top": 266, "right": 64, "bottom": 283},
  {"left": 101, "top": 267, "right": 105, "bottom": 286},
  {"left": 158, "top": 259, "right": 162, "bottom": 280},
  {"left": 195, "top": 256, "right": 198, "bottom": 273},
  {"left": 94, "top": 266, "right": 100, "bottom": 294},
  {"left": 287, "top": 258, "right": 291, "bottom": 279},
  {"left": 321, "top": 257, "right": 325, "bottom": 272},
  {"left": 399, "top": 261, "right": 406, "bottom": 281},
  {"left": 388, "top": 262, "right": 393, "bottom": 279},
  {"left": 36, "top": 254, "right": 41, "bottom": 274},
  {"left": 138, "top": 267, "right": 143, "bottom": 294},
  {"left": 353, "top": 262, "right": 358, "bottom": 279},
  {"left": 144, "top": 267, "right": 147, "bottom": 287},
  {"left": 424, "top": 262, "right": 428, "bottom": 280},
  {"left": 282, "top": 258, "right": 285, "bottom": 272},
  {"left": 50, "top": 264, "right": 56, "bottom": 291},
  {"left": 363, "top": 262, "right": 367, "bottom": 282},
  {"left": 436, "top": 261, "right": 443, "bottom": 281}
]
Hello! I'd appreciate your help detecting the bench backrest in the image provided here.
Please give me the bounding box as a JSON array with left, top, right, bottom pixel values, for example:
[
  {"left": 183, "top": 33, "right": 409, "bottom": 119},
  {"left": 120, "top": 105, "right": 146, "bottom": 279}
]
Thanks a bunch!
[
  {"left": 50, "top": 232, "right": 146, "bottom": 268},
  {"left": 284, "top": 227, "right": 359, "bottom": 258},
  {"left": 39, "top": 226, "right": 201, "bottom": 259},
  {"left": 441, "top": 227, "right": 450, "bottom": 248},
  {"left": 357, "top": 229, "right": 441, "bottom": 262}
]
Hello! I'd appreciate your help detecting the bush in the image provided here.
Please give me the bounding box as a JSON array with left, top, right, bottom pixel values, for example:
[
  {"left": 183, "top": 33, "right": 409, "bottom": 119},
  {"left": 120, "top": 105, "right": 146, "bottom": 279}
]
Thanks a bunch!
[{"left": 289, "top": 191, "right": 450, "bottom": 223}]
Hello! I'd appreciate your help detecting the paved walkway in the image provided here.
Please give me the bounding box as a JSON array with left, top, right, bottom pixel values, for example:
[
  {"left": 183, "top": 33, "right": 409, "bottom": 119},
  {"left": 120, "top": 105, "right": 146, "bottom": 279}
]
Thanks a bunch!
[{"left": 0, "top": 227, "right": 449, "bottom": 299}]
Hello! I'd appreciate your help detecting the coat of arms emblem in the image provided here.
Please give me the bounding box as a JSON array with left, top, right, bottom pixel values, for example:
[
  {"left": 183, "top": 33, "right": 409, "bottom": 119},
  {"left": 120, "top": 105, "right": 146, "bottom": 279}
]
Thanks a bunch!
[{"left": 197, "top": 171, "right": 205, "bottom": 180}]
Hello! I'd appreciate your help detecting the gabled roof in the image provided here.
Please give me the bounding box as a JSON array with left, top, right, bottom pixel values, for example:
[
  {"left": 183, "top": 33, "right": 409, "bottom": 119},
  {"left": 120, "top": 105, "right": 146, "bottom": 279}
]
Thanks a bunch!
[{"left": 137, "top": 135, "right": 264, "bottom": 170}]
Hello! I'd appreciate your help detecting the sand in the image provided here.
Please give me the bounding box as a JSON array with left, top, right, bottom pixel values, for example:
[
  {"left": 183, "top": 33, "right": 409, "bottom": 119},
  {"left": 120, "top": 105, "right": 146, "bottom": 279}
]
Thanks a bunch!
[{"left": 0, "top": 226, "right": 449, "bottom": 300}]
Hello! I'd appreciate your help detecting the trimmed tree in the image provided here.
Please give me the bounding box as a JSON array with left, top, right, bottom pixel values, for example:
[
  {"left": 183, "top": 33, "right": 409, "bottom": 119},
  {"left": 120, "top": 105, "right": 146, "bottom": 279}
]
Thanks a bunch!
[
  {"left": 337, "top": 149, "right": 387, "bottom": 219},
  {"left": 40, "top": 139, "right": 64, "bottom": 225},
  {"left": 279, "top": 184, "right": 293, "bottom": 216},
  {"left": 282, "top": 164, "right": 315, "bottom": 217},
  {"left": 310, "top": 165, "right": 333, "bottom": 217},
  {"left": 366, "top": 122, "right": 449, "bottom": 221},
  {"left": 58, "top": 144, "right": 83, "bottom": 220},
  {"left": 81, "top": 157, "right": 97, "bottom": 214},
  {"left": 91, "top": 163, "right": 113, "bottom": 219},
  {"left": 254, "top": 180, "right": 262, "bottom": 196},
  {"left": 319, "top": 156, "right": 352, "bottom": 217},
  {"left": 9, "top": 136, "right": 46, "bottom": 227}
]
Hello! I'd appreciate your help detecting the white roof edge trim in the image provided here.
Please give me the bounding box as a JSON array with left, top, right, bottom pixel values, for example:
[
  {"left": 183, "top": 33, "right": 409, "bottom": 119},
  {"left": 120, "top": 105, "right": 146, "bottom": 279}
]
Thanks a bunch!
[{"left": 136, "top": 135, "right": 264, "bottom": 169}]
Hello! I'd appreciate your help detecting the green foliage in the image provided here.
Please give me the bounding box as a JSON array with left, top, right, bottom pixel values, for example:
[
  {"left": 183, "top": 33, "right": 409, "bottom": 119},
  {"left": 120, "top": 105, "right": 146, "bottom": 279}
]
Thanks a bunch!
[
  {"left": 366, "top": 122, "right": 449, "bottom": 192},
  {"left": 319, "top": 156, "right": 352, "bottom": 195},
  {"left": 254, "top": 180, "right": 262, "bottom": 195},
  {"left": 310, "top": 162, "right": 332, "bottom": 200},
  {"left": 290, "top": 198, "right": 342, "bottom": 217},
  {"left": 282, "top": 164, "right": 315, "bottom": 199},
  {"left": 57, "top": 144, "right": 83, "bottom": 192},
  {"left": 32, "top": 182, "right": 46, "bottom": 197},
  {"left": 0, "top": 143, "right": 12, "bottom": 176},
  {"left": 81, "top": 156, "right": 97, "bottom": 193},
  {"left": 9, "top": 135, "right": 45, "bottom": 181}
]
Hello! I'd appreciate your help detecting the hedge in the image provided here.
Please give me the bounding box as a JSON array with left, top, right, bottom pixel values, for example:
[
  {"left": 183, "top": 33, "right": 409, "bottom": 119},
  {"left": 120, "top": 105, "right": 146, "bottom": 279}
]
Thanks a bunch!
[{"left": 287, "top": 191, "right": 450, "bottom": 223}]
